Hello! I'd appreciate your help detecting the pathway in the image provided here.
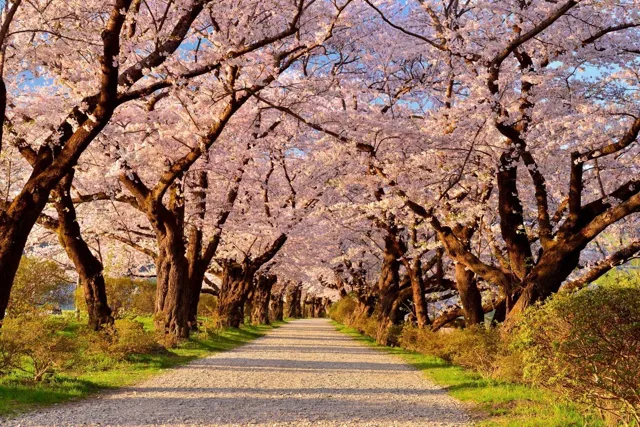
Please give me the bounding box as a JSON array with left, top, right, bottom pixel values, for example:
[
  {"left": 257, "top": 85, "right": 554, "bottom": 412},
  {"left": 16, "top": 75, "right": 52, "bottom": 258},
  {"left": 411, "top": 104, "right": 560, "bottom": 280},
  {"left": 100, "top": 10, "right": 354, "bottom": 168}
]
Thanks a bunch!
[{"left": 6, "top": 318, "right": 471, "bottom": 426}]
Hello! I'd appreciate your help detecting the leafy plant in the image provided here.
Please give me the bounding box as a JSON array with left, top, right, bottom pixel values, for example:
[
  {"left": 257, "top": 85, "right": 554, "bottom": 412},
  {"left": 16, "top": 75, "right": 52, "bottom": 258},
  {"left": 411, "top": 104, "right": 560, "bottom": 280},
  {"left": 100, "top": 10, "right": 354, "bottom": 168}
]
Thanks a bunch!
[{"left": 516, "top": 276, "right": 640, "bottom": 425}]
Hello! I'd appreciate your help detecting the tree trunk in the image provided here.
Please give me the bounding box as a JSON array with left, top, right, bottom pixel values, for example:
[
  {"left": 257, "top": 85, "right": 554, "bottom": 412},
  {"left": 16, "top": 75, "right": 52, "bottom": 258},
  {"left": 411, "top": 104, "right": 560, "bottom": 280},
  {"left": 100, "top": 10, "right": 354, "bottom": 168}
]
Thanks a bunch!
[
  {"left": 350, "top": 293, "right": 375, "bottom": 325},
  {"left": 375, "top": 232, "right": 404, "bottom": 345},
  {"left": 0, "top": 197, "right": 49, "bottom": 322},
  {"left": 506, "top": 248, "right": 581, "bottom": 321},
  {"left": 186, "top": 268, "right": 206, "bottom": 329},
  {"left": 270, "top": 294, "right": 284, "bottom": 322},
  {"left": 497, "top": 152, "right": 533, "bottom": 280},
  {"left": 250, "top": 273, "right": 274, "bottom": 325},
  {"left": 154, "top": 233, "right": 190, "bottom": 338},
  {"left": 455, "top": 263, "right": 484, "bottom": 327},
  {"left": 284, "top": 284, "right": 302, "bottom": 318},
  {"left": 407, "top": 258, "right": 430, "bottom": 328},
  {"left": 389, "top": 286, "right": 413, "bottom": 326},
  {"left": 54, "top": 173, "right": 113, "bottom": 330},
  {"left": 217, "top": 234, "right": 287, "bottom": 327},
  {"left": 217, "top": 261, "right": 253, "bottom": 328}
]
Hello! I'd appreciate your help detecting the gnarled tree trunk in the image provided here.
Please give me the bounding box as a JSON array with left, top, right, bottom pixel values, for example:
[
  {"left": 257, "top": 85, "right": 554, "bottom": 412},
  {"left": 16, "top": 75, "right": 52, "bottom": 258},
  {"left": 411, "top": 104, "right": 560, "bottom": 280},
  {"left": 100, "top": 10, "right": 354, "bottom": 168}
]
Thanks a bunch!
[
  {"left": 284, "top": 283, "right": 302, "bottom": 318},
  {"left": 250, "top": 273, "right": 275, "bottom": 325},
  {"left": 270, "top": 293, "right": 284, "bottom": 322},
  {"left": 54, "top": 173, "right": 113, "bottom": 330},
  {"left": 218, "top": 234, "right": 287, "bottom": 328},
  {"left": 455, "top": 263, "right": 484, "bottom": 327},
  {"left": 154, "top": 227, "right": 191, "bottom": 338},
  {"left": 406, "top": 258, "right": 430, "bottom": 328},
  {"left": 375, "top": 229, "right": 405, "bottom": 345},
  {"left": 218, "top": 261, "right": 253, "bottom": 328}
]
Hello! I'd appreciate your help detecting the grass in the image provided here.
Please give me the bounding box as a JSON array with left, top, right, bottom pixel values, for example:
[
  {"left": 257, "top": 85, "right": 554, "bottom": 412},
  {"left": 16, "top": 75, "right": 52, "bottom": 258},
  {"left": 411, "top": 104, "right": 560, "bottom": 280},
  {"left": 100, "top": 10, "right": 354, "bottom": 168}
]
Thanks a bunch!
[
  {"left": 332, "top": 321, "right": 604, "bottom": 427},
  {"left": 0, "top": 318, "right": 283, "bottom": 417}
]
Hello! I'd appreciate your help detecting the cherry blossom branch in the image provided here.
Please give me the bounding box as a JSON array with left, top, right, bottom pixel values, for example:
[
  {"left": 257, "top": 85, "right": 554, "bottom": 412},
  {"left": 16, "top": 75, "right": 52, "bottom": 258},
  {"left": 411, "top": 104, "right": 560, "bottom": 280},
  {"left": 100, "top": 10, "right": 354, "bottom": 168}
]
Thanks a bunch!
[
  {"left": 102, "top": 232, "right": 158, "bottom": 260},
  {"left": 251, "top": 233, "right": 288, "bottom": 268},
  {"left": 487, "top": 0, "right": 578, "bottom": 95},
  {"left": 0, "top": 0, "right": 22, "bottom": 155},
  {"left": 563, "top": 240, "right": 640, "bottom": 292}
]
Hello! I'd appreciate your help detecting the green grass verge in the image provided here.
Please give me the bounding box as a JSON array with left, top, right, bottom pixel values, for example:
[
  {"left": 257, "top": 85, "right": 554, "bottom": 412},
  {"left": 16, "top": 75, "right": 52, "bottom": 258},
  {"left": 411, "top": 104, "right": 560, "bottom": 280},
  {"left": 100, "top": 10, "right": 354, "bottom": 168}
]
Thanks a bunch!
[
  {"left": 0, "top": 320, "right": 284, "bottom": 417},
  {"left": 332, "top": 321, "right": 603, "bottom": 427}
]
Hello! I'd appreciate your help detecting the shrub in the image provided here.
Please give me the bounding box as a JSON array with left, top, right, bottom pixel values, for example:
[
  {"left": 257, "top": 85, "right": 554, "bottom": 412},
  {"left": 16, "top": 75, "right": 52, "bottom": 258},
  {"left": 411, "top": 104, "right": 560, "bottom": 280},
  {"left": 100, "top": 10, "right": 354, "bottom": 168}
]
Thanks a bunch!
[
  {"left": 336, "top": 296, "right": 522, "bottom": 380},
  {"left": 8, "top": 257, "right": 71, "bottom": 317},
  {"left": 441, "top": 326, "right": 501, "bottom": 377},
  {"left": 195, "top": 296, "right": 223, "bottom": 338},
  {"left": 400, "top": 323, "right": 523, "bottom": 381},
  {"left": 76, "top": 277, "right": 155, "bottom": 318},
  {"left": 197, "top": 294, "right": 218, "bottom": 317},
  {"left": 0, "top": 329, "right": 22, "bottom": 375},
  {"left": 516, "top": 276, "right": 640, "bottom": 425},
  {"left": 329, "top": 295, "right": 382, "bottom": 338},
  {"left": 81, "top": 318, "right": 160, "bottom": 361},
  {"left": 109, "top": 319, "right": 160, "bottom": 358},
  {"left": 1, "top": 313, "right": 76, "bottom": 381},
  {"left": 328, "top": 295, "right": 357, "bottom": 324}
]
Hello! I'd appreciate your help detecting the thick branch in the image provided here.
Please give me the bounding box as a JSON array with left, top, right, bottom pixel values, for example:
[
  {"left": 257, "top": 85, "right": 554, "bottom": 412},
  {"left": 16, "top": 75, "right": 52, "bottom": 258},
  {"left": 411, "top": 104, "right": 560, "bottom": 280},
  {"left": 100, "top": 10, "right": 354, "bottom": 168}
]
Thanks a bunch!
[{"left": 563, "top": 240, "right": 640, "bottom": 292}]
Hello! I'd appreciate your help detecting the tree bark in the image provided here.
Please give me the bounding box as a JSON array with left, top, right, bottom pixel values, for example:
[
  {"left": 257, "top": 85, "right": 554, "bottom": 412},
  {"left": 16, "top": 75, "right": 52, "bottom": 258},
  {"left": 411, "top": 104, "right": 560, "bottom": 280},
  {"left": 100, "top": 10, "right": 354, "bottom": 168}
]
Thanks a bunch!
[
  {"left": 217, "top": 234, "right": 287, "bottom": 327},
  {"left": 375, "top": 229, "right": 405, "bottom": 345},
  {"left": 217, "top": 261, "right": 253, "bottom": 328},
  {"left": 454, "top": 263, "right": 484, "bottom": 326},
  {"left": 284, "top": 283, "right": 302, "bottom": 318},
  {"left": 405, "top": 258, "right": 430, "bottom": 328},
  {"left": 270, "top": 293, "right": 284, "bottom": 322},
  {"left": 154, "top": 231, "right": 191, "bottom": 338},
  {"left": 251, "top": 273, "right": 275, "bottom": 325},
  {"left": 497, "top": 151, "right": 534, "bottom": 281},
  {"left": 53, "top": 173, "right": 113, "bottom": 330},
  {"left": 506, "top": 248, "right": 581, "bottom": 321}
]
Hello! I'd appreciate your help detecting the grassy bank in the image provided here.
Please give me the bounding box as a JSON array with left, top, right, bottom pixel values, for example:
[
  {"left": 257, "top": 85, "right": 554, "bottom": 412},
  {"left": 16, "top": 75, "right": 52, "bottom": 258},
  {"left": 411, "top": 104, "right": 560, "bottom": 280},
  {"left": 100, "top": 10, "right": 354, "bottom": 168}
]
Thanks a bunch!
[
  {"left": 0, "top": 320, "right": 283, "bottom": 417},
  {"left": 333, "top": 322, "right": 603, "bottom": 427}
]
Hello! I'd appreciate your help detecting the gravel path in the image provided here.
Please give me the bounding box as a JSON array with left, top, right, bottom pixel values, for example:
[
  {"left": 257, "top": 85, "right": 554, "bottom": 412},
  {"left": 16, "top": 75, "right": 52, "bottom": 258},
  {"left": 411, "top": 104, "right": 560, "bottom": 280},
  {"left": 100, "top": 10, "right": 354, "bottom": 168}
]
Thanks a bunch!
[{"left": 6, "top": 318, "right": 471, "bottom": 426}]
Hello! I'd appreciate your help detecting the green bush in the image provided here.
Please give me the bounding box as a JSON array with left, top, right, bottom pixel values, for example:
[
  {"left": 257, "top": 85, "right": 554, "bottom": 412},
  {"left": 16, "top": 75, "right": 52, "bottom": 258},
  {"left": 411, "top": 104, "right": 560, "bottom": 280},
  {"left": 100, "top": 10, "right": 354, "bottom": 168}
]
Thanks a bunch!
[
  {"left": 0, "top": 313, "right": 76, "bottom": 381},
  {"left": 76, "top": 277, "right": 155, "bottom": 318},
  {"left": 0, "top": 328, "right": 22, "bottom": 375},
  {"left": 197, "top": 294, "right": 218, "bottom": 317},
  {"left": 328, "top": 295, "right": 357, "bottom": 324},
  {"left": 516, "top": 276, "right": 640, "bottom": 425},
  {"left": 80, "top": 318, "right": 163, "bottom": 362},
  {"left": 8, "top": 257, "right": 71, "bottom": 317},
  {"left": 194, "top": 295, "right": 223, "bottom": 338},
  {"left": 108, "top": 319, "right": 161, "bottom": 359},
  {"left": 399, "top": 324, "right": 521, "bottom": 380},
  {"left": 329, "top": 295, "right": 381, "bottom": 338}
]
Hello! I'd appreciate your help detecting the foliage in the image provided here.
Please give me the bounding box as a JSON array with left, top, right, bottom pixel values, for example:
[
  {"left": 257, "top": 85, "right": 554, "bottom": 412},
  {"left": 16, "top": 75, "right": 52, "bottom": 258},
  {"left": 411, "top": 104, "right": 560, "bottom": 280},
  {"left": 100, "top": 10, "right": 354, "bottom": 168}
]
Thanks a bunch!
[
  {"left": 0, "top": 317, "right": 282, "bottom": 417},
  {"left": 0, "top": 314, "right": 76, "bottom": 381},
  {"left": 516, "top": 277, "right": 640, "bottom": 425},
  {"left": 7, "top": 258, "right": 71, "bottom": 317},
  {"left": 399, "top": 324, "right": 523, "bottom": 381},
  {"left": 81, "top": 319, "right": 161, "bottom": 362},
  {"left": 197, "top": 294, "right": 218, "bottom": 317},
  {"left": 196, "top": 295, "right": 223, "bottom": 339},
  {"left": 328, "top": 294, "right": 357, "bottom": 324},
  {"left": 76, "top": 277, "right": 155, "bottom": 319},
  {"left": 329, "top": 295, "right": 383, "bottom": 339},
  {"left": 334, "top": 322, "right": 603, "bottom": 427},
  {"left": 0, "top": 329, "right": 21, "bottom": 376}
]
